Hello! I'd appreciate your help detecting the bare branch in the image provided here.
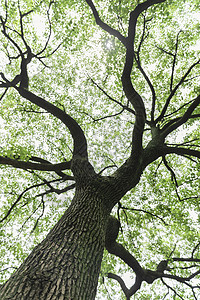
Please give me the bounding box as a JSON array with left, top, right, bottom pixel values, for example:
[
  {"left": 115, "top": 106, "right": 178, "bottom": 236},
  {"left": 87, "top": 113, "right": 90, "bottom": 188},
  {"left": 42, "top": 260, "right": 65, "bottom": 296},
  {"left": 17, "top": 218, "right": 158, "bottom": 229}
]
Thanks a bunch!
[
  {"left": 160, "top": 269, "right": 200, "bottom": 284},
  {"left": 36, "top": 1, "right": 53, "bottom": 56},
  {"left": 42, "top": 183, "right": 75, "bottom": 195},
  {"left": 161, "top": 279, "right": 185, "bottom": 300},
  {"left": 0, "top": 9, "right": 33, "bottom": 90},
  {"left": 98, "top": 165, "right": 117, "bottom": 175},
  {"left": 160, "top": 98, "right": 196, "bottom": 125},
  {"left": 19, "top": 196, "right": 45, "bottom": 233},
  {"left": 162, "top": 114, "right": 200, "bottom": 133},
  {"left": 18, "top": 3, "right": 33, "bottom": 49},
  {"left": 0, "top": 15, "right": 23, "bottom": 55},
  {"left": 0, "top": 266, "right": 18, "bottom": 273},
  {"left": 91, "top": 109, "right": 125, "bottom": 122},
  {"left": 38, "top": 39, "right": 66, "bottom": 59},
  {"left": 155, "top": 44, "right": 174, "bottom": 57},
  {"left": 0, "top": 88, "right": 8, "bottom": 100},
  {"left": 31, "top": 195, "right": 45, "bottom": 233},
  {"left": 172, "top": 257, "right": 200, "bottom": 263}
]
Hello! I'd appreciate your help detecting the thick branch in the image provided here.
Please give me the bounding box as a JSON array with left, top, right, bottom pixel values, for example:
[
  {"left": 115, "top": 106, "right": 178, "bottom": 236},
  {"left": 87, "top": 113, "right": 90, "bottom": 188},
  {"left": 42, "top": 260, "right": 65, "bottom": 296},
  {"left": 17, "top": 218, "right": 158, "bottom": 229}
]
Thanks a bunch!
[
  {"left": 172, "top": 257, "right": 200, "bottom": 263},
  {"left": 6, "top": 84, "right": 88, "bottom": 158},
  {"left": 161, "top": 95, "right": 200, "bottom": 137},
  {"left": 29, "top": 156, "right": 72, "bottom": 179},
  {"left": 127, "top": 0, "right": 166, "bottom": 51},
  {"left": 108, "top": 273, "right": 142, "bottom": 299},
  {"left": 106, "top": 223, "right": 200, "bottom": 298},
  {"left": 123, "top": 0, "right": 167, "bottom": 79},
  {"left": 107, "top": 273, "right": 130, "bottom": 297},
  {"left": 122, "top": 57, "right": 146, "bottom": 158},
  {"left": 106, "top": 241, "right": 144, "bottom": 277},
  {"left": 163, "top": 146, "right": 200, "bottom": 159},
  {"left": 87, "top": 0, "right": 166, "bottom": 159},
  {"left": 122, "top": 0, "right": 166, "bottom": 157},
  {"left": 85, "top": 0, "right": 127, "bottom": 46},
  {"left": 0, "top": 156, "right": 71, "bottom": 171}
]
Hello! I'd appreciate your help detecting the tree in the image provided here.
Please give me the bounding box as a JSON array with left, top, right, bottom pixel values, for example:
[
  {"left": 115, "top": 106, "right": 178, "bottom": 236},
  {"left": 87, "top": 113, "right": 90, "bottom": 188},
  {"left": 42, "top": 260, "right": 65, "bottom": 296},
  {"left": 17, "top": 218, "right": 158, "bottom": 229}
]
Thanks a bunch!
[{"left": 0, "top": 0, "right": 199, "bottom": 298}]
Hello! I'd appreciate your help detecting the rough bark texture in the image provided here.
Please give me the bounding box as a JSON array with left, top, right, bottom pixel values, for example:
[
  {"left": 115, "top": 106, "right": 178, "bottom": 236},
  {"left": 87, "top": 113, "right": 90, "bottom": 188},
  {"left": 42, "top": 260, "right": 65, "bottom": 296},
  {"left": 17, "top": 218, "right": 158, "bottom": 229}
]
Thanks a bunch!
[
  {"left": 0, "top": 159, "right": 112, "bottom": 300},
  {"left": 0, "top": 134, "right": 166, "bottom": 300},
  {"left": 0, "top": 0, "right": 199, "bottom": 298}
]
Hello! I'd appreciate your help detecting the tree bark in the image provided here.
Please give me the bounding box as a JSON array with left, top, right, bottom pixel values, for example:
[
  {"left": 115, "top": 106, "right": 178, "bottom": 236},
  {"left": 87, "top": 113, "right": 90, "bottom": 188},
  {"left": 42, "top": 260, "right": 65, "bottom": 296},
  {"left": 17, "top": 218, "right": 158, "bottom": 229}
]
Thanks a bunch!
[
  {"left": 0, "top": 150, "right": 163, "bottom": 299},
  {"left": 0, "top": 170, "right": 111, "bottom": 299}
]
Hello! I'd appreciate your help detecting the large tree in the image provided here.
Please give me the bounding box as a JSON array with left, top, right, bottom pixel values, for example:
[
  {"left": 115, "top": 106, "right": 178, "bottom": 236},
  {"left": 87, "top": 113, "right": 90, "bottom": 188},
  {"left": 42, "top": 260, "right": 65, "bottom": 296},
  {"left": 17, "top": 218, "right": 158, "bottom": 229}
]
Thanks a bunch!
[{"left": 0, "top": 0, "right": 199, "bottom": 299}]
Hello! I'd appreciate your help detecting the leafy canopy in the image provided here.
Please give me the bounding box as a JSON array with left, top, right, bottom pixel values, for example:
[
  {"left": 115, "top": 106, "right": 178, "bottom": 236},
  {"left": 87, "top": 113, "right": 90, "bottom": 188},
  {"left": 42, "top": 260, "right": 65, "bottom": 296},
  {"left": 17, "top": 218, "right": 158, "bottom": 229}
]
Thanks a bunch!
[{"left": 0, "top": 0, "right": 200, "bottom": 299}]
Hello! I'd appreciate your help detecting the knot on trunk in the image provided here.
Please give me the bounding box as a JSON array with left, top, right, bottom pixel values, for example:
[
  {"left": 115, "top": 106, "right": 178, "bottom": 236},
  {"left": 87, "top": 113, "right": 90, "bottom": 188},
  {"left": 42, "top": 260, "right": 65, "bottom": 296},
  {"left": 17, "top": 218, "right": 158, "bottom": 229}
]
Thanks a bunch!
[{"left": 105, "top": 216, "right": 120, "bottom": 249}]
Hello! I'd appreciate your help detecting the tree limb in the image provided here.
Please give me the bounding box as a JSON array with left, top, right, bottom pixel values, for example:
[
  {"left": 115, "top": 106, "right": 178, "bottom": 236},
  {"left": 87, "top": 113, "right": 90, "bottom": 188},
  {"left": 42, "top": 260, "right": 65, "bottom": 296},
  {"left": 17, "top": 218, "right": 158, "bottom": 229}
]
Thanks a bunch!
[
  {"left": 170, "top": 30, "right": 182, "bottom": 92},
  {"left": 85, "top": 0, "right": 127, "bottom": 46},
  {"left": 107, "top": 273, "right": 130, "bottom": 297},
  {"left": 108, "top": 272, "right": 142, "bottom": 299},
  {"left": 120, "top": 205, "right": 168, "bottom": 225},
  {"left": 0, "top": 72, "right": 88, "bottom": 158},
  {"left": 163, "top": 146, "right": 200, "bottom": 159},
  {"left": 0, "top": 156, "right": 71, "bottom": 171},
  {"left": 106, "top": 241, "right": 144, "bottom": 277},
  {"left": 134, "top": 14, "right": 156, "bottom": 122},
  {"left": 17, "top": 87, "right": 88, "bottom": 157},
  {"left": 161, "top": 95, "right": 200, "bottom": 138},
  {"left": 90, "top": 77, "right": 135, "bottom": 115},
  {"left": 29, "top": 156, "right": 72, "bottom": 179},
  {"left": 121, "top": 1, "right": 166, "bottom": 157},
  {"left": 156, "top": 60, "right": 200, "bottom": 123},
  {"left": 106, "top": 231, "right": 200, "bottom": 297}
]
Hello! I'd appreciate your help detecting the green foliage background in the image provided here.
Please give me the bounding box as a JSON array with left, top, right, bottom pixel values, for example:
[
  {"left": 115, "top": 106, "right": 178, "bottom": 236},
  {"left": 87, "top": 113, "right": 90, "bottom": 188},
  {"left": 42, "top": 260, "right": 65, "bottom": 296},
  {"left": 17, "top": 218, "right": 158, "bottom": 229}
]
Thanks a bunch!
[{"left": 0, "top": 0, "right": 199, "bottom": 298}]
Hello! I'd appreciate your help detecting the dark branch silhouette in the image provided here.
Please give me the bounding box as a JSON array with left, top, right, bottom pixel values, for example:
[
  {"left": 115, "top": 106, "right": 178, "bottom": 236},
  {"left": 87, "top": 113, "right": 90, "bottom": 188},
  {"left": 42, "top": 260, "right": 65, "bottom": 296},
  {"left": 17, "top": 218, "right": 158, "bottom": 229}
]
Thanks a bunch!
[
  {"left": 0, "top": 155, "right": 71, "bottom": 171},
  {"left": 85, "top": 0, "right": 127, "bottom": 46},
  {"left": 156, "top": 60, "right": 200, "bottom": 123},
  {"left": 106, "top": 217, "right": 200, "bottom": 298}
]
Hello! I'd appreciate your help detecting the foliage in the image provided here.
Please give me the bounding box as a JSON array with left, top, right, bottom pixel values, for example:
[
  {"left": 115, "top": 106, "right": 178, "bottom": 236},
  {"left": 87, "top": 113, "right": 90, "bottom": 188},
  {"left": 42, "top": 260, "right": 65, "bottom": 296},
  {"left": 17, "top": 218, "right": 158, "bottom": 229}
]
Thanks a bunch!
[{"left": 0, "top": 0, "right": 200, "bottom": 298}]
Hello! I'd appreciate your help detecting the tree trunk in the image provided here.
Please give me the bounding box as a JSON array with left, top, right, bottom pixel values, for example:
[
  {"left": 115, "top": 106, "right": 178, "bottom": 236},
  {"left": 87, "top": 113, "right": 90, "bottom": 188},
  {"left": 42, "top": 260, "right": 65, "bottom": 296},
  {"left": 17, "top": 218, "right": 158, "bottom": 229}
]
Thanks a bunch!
[
  {"left": 0, "top": 155, "right": 146, "bottom": 299},
  {"left": 0, "top": 185, "right": 109, "bottom": 300}
]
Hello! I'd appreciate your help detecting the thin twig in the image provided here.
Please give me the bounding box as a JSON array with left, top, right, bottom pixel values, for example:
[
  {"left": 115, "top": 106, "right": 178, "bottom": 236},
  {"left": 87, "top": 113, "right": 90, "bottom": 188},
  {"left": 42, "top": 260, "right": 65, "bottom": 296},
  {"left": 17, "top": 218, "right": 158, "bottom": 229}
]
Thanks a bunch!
[{"left": 120, "top": 205, "right": 168, "bottom": 225}]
